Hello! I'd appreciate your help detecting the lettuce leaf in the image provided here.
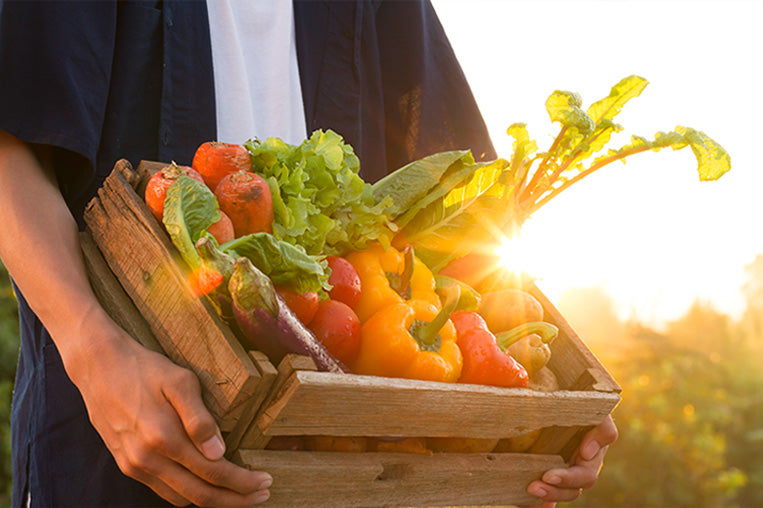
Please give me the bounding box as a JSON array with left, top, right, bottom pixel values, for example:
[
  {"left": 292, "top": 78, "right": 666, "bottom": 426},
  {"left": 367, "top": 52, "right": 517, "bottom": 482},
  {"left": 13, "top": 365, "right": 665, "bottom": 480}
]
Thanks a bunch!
[
  {"left": 220, "top": 233, "right": 329, "bottom": 293},
  {"left": 163, "top": 176, "right": 221, "bottom": 270},
  {"left": 371, "top": 150, "right": 474, "bottom": 215},
  {"left": 245, "top": 130, "right": 396, "bottom": 256}
]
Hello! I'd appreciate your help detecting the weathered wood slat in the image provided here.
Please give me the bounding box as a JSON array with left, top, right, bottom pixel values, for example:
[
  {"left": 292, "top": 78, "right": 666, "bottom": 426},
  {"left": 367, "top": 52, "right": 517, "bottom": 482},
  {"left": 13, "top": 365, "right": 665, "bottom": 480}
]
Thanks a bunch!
[
  {"left": 235, "top": 449, "right": 564, "bottom": 508},
  {"left": 80, "top": 230, "right": 164, "bottom": 354},
  {"left": 240, "top": 355, "right": 319, "bottom": 449},
  {"left": 251, "top": 370, "right": 620, "bottom": 440},
  {"left": 224, "top": 351, "right": 279, "bottom": 457},
  {"left": 83, "top": 159, "right": 261, "bottom": 431}
]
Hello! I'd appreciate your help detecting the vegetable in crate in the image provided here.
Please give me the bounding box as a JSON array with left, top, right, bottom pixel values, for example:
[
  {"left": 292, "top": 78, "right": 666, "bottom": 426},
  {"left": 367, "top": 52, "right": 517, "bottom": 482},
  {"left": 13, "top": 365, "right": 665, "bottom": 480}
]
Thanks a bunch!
[
  {"left": 325, "top": 255, "right": 362, "bottom": 309},
  {"left": 498, "top": 321, "right": 559, "bottom": 377},
  {"left": 345, "top": 243, "right": 440, "bottom": 322},
  {"left": 450, "top": 310, "right": 529, "bottom": 389},
  {"left": 144, "top": 162, "right": 204, "bottom": 222},
  {"left": 375, "top": 75, "right": 730, "bottom": 273},
  {"left": 478, "top": 288, "right": 544, "bottom": 335},
  {"left": 307, "top": 299, "right": 361, "bottom": 366},
  {"left": 215, "top": 170, "right": 274, "bottom": 236},
  {"left": 228, "top": 257, "right": 347, "bottom": 373},
  {"left": 274, "top": 286, "right": 319, "bottom": 326},
  {"left": 351, "top": 290, "right": 462, "bottom": 383},
  {"left": 244, "top": 130, "right": 397, "bottom": 257},
  {"left": 192, "top": 141, "right": 252, "bottom": 191}
]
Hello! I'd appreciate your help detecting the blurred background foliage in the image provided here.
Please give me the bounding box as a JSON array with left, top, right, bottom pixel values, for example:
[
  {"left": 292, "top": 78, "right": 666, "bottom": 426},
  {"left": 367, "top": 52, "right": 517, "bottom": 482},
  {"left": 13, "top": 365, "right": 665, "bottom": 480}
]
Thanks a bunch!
[
  {"left": 0, "top": 262, "right": 18, "bottom": 508},
  {"left": 555, "top": 254, "right": 763, "bottom": 508},
  {"left": 0, "top": 255, "right": 760, "bottom": 508}
]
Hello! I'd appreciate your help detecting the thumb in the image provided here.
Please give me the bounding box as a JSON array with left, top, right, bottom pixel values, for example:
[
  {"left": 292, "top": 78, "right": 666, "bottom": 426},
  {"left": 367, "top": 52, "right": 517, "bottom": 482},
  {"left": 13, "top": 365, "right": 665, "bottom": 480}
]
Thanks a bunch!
[{"left": 163, "top": 368, "right": 226, "bottom": 461}]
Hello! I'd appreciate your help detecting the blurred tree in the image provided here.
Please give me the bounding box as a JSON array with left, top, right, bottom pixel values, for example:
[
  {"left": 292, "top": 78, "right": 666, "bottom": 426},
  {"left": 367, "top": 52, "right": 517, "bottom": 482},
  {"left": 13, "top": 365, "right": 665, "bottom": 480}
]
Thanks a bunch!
[
  {"left": 559, "top": 289, "right": 761, "bottom": 508},
  {"left": 0, "top": 262, "right": 18, "bottom": 508},
  {"left": 556, "top": 285, "right": 626, "bottom": 363}
]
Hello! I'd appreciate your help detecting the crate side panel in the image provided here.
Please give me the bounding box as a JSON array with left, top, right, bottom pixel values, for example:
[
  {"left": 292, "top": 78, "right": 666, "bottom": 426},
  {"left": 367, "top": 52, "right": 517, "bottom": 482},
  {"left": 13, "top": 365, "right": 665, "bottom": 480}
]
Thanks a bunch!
[
  {"left": 256, "top": 371, "right": 620, "bottom": 439},
  {"left": 236, "top": 449, "right": 564, "bottom": 508},
  {"left": 83, "top": 161, "right": 260, "bottom": 430}
]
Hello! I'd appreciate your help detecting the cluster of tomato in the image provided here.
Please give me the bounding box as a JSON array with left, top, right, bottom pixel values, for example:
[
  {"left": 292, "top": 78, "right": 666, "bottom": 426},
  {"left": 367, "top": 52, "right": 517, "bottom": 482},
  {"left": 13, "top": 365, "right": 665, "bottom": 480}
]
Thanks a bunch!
[
  {"left": 144, "top": 141, "right": 274, "bottom": 245},
  {"left": 277, "top": 256, "right": 363, "bottom": 367}
]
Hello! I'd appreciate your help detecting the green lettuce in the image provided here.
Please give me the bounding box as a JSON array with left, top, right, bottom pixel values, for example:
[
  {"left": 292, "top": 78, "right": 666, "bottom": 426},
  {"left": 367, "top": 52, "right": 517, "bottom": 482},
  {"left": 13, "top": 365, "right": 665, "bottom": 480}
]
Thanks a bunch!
[{"left": 244, "top": 129, "right": 397, "bottom": 256}]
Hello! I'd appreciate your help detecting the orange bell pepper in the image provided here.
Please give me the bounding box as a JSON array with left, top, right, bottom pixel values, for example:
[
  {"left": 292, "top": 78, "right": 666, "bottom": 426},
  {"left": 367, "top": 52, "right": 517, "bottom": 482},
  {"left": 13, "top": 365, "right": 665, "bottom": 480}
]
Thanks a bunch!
[
  {"left": 345, "top": 243, "right": 440, "bottom": 322},
  {"left": 351, "top": 299, "right": 462, "bottom": 383}
]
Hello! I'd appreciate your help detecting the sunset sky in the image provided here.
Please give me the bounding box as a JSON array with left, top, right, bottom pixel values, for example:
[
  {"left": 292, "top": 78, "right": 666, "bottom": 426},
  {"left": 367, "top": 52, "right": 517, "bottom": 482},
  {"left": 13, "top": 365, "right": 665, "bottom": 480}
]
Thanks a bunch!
[{"left": 433, "top": 0, "right": 763, "bottom": 327}]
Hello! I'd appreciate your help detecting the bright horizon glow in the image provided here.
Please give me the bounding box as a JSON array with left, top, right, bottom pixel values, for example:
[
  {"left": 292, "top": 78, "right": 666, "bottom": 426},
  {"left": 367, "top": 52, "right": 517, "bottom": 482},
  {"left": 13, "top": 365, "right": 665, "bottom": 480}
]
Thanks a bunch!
[{"left": 433, "top": 0, "right": 763, "bottom": 328}]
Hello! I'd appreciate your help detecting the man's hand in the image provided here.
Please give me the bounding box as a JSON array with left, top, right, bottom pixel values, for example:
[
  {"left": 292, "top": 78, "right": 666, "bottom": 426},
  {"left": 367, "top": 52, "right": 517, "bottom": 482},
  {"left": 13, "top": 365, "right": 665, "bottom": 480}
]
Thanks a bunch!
[
  {"left": 70, "top": 311, "right": 273, "bottom": 507},
  {"left": 524, "top": 415, "right": 618, "bottom": 507}
]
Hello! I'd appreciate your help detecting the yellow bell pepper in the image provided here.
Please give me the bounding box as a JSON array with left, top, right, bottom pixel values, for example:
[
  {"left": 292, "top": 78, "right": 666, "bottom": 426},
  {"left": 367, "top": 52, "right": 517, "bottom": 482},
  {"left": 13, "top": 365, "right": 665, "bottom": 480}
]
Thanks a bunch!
[
  {"left": 345, "top": 243, "right": 441, "bottom": 323},
  {"left": 351, "top": 299, "right": 463, "bottom": 383}
]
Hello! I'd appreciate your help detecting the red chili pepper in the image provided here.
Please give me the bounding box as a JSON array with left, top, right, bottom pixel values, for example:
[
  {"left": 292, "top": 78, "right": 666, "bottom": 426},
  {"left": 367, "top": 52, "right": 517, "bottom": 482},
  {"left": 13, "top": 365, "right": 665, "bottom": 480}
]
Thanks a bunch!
[{"left": 451, "top": 310, "right": 529, "bottom": 388}]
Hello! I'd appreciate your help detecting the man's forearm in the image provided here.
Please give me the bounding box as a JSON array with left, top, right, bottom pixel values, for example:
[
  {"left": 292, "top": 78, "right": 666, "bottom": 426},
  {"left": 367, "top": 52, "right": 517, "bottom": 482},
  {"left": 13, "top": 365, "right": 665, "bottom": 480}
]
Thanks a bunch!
[{"left": 0, "top": 130, "right": 121, "bottom": 375}]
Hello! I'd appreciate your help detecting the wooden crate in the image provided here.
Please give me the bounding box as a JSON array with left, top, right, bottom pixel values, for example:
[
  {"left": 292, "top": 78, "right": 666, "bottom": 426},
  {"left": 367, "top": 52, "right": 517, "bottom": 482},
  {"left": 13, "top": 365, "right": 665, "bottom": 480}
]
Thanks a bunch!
[{"left": 82, "top": 159, "right": 621, "bottom": 507}]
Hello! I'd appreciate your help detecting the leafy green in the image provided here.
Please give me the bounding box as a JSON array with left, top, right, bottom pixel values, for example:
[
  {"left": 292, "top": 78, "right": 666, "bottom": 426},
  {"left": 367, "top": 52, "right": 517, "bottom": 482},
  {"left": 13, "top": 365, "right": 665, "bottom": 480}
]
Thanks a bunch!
[
  {"left": 244, "top": 129, "right": 397, "bottom": 256},
  {"left": 221, "top": 233, "right": 329, "bottom": 293},
  {"left": 163, "top": 176, "right": 221, "bottom": 270},
  {"left": 389, "top": 75, "right": 731, "bottom": 272},
  {"left": 371, "top": 150, "right": 474, "bottom": 214},
  {"left": 399, "top": 158, "right": 511, "bottom": 270}
]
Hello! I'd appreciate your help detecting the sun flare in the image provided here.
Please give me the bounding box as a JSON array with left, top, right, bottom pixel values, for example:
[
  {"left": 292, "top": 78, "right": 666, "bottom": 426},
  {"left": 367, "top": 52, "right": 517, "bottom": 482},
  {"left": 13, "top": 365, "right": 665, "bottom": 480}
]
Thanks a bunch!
[{"left": 493, "top": 233, "right": 550, "bottom": 278}]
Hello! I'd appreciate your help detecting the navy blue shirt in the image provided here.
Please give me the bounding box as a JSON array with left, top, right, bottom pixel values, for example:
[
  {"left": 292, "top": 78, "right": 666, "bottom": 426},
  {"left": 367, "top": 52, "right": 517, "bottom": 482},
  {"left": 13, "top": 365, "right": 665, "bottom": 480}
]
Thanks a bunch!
[{"left": 0, "top": 1, "right": 494, "bottom": 506}]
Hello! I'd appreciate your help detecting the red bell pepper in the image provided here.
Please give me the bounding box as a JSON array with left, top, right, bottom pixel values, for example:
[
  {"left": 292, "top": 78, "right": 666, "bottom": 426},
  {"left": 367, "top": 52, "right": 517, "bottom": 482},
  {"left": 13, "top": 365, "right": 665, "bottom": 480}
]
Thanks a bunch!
[{"left": 451, "top": 310, "right": 529, "bottom": 388}]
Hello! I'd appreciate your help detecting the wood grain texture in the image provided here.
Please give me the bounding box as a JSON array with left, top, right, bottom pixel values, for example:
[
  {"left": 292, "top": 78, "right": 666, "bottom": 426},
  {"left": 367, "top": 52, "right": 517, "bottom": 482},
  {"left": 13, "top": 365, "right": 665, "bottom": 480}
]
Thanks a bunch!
[
  {"left": 253, "top": 370, "right": 620, "bottom": 440},
  {"left": 239, "top": 355, "right": 318, "bottom": 449},
  {"left": 80, "top": 230, "right": 164, "bottom": 354},
  {"left": 224, "top": 351, "right": 279, "bottom": 457},
  {"left": 83, "top": 159, "right": 261, "bottom": 431},
  {"left": 235, "top": 449, "right": 564, "bottom": 507}
]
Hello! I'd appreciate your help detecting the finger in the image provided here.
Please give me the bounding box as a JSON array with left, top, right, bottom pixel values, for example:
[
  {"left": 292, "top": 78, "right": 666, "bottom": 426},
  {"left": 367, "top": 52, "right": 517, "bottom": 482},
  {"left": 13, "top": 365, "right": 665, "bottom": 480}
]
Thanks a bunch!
[
  {"left": 579, "top": 415, "right": 618, "bottom": 461},
  {"left": 162, "top": 368, "right": 226, "bottom": 461},
  {"left": 176, "top": 450, "right": 273, "bottom": 496},
  {"left": 114, "top": 452, "right": 191, "bottom": 507},
  {"left": 544, "top": 444, "right": 609, "bottom": 489},
  {"left": 139, "top": 451, "right": 270, "bottom": 508},
  {"left": 527, "top": 479, "right": 583, "bottom": 503},
  {"left": 150, "top": 385, "right": 272, "bottom": 494}
]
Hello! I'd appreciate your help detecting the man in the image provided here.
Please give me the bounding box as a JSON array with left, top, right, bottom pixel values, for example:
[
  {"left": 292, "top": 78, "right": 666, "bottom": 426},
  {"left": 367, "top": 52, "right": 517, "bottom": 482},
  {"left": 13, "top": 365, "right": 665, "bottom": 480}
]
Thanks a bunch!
[{"left": 0, "top": 1, "right": 615, "bottom": 506}]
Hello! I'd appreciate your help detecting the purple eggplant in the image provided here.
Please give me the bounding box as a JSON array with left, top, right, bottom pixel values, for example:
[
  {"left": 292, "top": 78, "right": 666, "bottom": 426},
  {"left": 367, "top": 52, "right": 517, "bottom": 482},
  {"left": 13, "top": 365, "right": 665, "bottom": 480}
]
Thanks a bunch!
[{"left": 229, "top": 257, "right": 348, "bottom": 373}]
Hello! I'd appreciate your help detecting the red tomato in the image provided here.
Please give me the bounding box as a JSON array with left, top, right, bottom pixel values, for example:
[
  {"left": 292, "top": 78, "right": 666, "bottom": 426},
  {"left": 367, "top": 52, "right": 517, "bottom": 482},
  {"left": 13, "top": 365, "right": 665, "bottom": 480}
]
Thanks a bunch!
[
  {"left": 308, "top": 300, "right": 361, "bottom": 365},
  {"left": 326, "top": 256, "right": 361, "bottom": 309},
  {"left": 275, "top": 287, "right": 320, "bottom": 326},
  {"left": 144, "top": 163, "right": 205, "bottom": 222},
  {"left": 207, "top": 210, "right": 235, "bottom": 245}
]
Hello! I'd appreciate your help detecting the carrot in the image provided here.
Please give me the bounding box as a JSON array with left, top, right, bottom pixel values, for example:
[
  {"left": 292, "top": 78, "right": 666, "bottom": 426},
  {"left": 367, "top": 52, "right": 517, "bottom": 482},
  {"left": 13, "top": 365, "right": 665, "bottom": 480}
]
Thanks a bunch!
[
  {"left": 214, "top": 170, "right": 274, "bottom": 237},
  {"left": 192, "top": 141, "right": 251, "bottom": 191},
  {"left": 144, "top": 162, "right": 205, "bottom": 222}
]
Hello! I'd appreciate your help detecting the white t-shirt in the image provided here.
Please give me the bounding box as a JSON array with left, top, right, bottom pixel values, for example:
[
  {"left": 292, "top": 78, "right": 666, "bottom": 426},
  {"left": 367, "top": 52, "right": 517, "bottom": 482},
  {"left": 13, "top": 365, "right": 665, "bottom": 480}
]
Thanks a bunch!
[{"left": 206, "top": 0, "right": 307, "bottom": 145}]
